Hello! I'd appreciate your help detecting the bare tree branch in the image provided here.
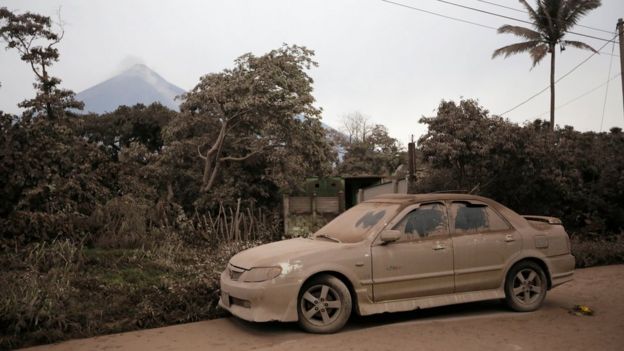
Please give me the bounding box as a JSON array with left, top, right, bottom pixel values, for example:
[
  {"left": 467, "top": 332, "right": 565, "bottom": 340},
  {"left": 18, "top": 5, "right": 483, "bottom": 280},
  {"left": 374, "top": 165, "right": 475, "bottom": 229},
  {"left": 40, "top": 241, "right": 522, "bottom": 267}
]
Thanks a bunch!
[
  {"left": 219, "top": 144, "right": 280, "bottom": 162},
  {"left": 197, "top": 144, "right": 207, "bottom": 160}
]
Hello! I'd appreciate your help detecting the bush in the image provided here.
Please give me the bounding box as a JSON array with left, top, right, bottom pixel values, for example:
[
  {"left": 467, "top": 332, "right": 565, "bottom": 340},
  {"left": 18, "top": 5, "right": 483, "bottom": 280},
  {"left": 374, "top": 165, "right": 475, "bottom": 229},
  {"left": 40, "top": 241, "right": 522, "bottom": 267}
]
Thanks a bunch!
[
  {"left": 0, "top": 239, "right": 82, "bottom": 348},
  {"left": 0, "top": 237, "right": 262, "bottom": 350},
  {"left": 572, "top": 234, "right": 624, "bottom": 268},
  {"left": 417, "top": 99, "right": 624, "bottom": 237},
  {"left": 89, "top": 195, "right": 152, "bottom": 249}
]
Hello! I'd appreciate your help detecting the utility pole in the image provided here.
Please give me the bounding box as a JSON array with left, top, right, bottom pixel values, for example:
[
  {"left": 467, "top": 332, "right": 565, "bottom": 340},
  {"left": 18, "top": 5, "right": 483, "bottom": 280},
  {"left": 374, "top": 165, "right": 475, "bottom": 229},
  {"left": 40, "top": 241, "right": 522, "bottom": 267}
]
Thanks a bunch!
[
  {"left": 618, "top": 18, "right": 624, "bottom": 116},
  {"left": 407, "top": 134, "right": 416, "bottom": 194}
]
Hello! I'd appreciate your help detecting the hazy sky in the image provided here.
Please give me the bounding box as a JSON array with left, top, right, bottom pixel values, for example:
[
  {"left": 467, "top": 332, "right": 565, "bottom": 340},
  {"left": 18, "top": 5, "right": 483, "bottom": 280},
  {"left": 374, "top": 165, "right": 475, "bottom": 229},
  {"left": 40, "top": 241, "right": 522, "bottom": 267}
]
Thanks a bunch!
[{"left": 1, "top": 0, "right": 623, "bottom": 143}]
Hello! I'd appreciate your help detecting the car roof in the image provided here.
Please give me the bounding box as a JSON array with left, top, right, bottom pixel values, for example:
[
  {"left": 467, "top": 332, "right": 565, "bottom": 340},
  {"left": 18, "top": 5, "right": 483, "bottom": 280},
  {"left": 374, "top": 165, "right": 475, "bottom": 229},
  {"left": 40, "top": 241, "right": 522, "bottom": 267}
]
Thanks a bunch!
[
  {"left": 362, "top": 193, "right": 529, "bottom": 228},
  {"left": 363, "top": 193, "right": 496, "bottom": 205}
]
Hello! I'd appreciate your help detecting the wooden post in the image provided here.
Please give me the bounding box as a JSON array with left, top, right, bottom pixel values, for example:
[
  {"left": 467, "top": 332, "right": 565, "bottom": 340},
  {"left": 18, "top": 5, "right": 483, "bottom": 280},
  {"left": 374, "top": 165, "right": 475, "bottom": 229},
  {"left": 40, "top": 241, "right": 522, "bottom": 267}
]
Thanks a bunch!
[
  {"left": 233, "top": 198, "right": 241, "bottom": 241},
  {"left": 618, "top": 18, "right": 624, "bottom": 117},
  {"left": 407, "top": 140, "right": 417, "bottom": 194},
  {"left": 283, "top": 194, "right": 289, "bottom": 237},
  {"left": 392, "top": 179, "right": 399, "bottom": 194},
  {"left": 338, "top": 190, "right": 345, "bottom": 213},
  {"left": 311, "top": 192, "right": 317, "bottom": 218},
  {"left": 357, "top": 188, "right": 364, "bottom": 204}
]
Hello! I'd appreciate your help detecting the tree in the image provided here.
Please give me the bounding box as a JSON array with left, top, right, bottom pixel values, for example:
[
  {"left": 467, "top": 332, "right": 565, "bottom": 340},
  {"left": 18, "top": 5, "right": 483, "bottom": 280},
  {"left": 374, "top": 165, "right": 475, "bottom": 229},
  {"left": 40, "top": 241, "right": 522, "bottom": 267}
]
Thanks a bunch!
[
  {"left": 75, "top": 103, "right": 175, "bottom": 159},
  {"left": 338, "top": 123, "right": 402, "bottom": 176},
  {"left": 0, "top": 7, "right": 83, "bottom": 119},
  {"left": 0, "top": 113, "right": 118, "bottom": 245},
  {"left": 418, "top": 98, "right": 624, "bottom": 234},
  {"left": 492, "top": 0, "right": 601, "bottom": 130},
  {"left": 341, "top": 111, "right": 372, "bottom": 143},
  {"left": 166, "top": 45, "right": 334, "bottom": 198},
  {"left": 418, "top": 99, "right": 504, "bottom": 189},
  {"left": 335, "top": 112, "right": 402, "bottom": 176}
]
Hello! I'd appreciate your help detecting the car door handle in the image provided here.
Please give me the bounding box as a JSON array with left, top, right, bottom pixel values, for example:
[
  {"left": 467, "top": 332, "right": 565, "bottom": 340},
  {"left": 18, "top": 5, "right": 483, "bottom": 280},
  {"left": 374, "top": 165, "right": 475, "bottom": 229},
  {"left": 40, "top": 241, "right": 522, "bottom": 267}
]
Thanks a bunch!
[
  {"left": 505, "top": 234, "right": 515, "bottom": 242},
  {"left": 433, "top": 242, "right": 446, "bottom": 250}
]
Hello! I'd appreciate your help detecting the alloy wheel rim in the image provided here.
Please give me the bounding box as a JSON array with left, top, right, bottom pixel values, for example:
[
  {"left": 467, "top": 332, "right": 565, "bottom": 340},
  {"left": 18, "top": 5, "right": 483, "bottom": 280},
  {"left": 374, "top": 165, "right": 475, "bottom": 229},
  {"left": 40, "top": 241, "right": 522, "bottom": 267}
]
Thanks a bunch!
[
  {"left": 512, "top": 268, "right": 543, "bottom": 305},
  {"left": 300, "top": 284, "right": 342, "bottom": 326}
]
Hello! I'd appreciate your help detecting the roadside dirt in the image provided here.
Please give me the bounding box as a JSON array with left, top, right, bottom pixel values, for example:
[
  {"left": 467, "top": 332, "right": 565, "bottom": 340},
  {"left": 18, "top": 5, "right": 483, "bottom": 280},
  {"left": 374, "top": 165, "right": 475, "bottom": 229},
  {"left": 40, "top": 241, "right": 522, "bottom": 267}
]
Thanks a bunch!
[{"left": 22, "top": 265, "right": 624, "bottom": 351}]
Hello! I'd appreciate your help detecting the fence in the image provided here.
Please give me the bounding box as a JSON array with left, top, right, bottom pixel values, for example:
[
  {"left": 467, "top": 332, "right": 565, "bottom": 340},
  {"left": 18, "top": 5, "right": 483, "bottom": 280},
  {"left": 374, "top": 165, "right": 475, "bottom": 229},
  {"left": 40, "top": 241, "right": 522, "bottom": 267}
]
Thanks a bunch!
[
  {"left": 282, "top": 193, "right": 344, "bottom": 236},
  {"left": 192, "top": 200, "right": 279, "bottom": 243}
]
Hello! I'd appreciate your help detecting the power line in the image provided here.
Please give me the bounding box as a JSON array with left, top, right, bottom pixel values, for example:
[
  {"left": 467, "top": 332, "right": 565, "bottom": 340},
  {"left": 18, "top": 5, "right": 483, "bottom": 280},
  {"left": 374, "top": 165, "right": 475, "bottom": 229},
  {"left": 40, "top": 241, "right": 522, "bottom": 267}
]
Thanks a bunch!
[
  {"left": 500, "top": 32, "right": 618, "bottom": 116},
  {"left": 381, "top": 0, "right": 497, "bottom": 30},
  {"left": 532, "top": 72, "right": 621, "bottom": 120},
  {"left": 471, "top": 0, "right": 613, "bottom": 34},
  {"left": 382, "top": 0, "right": 617, "bottom": 44},
  {"left": 427, "top": 0, "right": 617, "bottom": 43},
  {"left": 599, "top": 51, "right": 619, "bottom": 58},
  {"left": 600, "top": 36, "right": 617, "bottom": 131},
  {"left": 381, "top": 0, "right": 620, "bottom": 117},
  {"left": 472, "top": 0, "right": 528, "bottom": 13}
]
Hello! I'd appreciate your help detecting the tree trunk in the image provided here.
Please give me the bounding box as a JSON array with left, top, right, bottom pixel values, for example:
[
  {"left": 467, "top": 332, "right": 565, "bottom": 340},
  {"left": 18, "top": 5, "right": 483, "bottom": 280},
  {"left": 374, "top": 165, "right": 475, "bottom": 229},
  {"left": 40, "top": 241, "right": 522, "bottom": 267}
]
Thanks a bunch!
[
  {"left": 549, "top": 46, "right": 556, "bottom": 131},
  {"left": 200, "top": 121, "right": 228, "bottom": 193},
  {"left": 39, "top": 59, "right": 55, "bottom": 120},
  {"left": 204, "top": 137, "right": 224, "bottom": 191}
]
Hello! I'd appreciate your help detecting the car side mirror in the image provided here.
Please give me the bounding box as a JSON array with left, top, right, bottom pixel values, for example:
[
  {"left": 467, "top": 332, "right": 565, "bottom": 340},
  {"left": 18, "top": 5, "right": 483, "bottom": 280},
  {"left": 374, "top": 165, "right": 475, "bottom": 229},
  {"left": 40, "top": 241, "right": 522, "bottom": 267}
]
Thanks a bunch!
[{"left": 380, "top": 229, "right": 401, "bottom": 244}]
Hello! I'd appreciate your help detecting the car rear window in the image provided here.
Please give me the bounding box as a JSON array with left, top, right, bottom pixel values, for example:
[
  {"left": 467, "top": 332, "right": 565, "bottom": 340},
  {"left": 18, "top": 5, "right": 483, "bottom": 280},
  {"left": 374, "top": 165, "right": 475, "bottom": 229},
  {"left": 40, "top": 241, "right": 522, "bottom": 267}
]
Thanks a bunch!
[{"left": 451, "top": 202, "right": 511, "bottom": 233}]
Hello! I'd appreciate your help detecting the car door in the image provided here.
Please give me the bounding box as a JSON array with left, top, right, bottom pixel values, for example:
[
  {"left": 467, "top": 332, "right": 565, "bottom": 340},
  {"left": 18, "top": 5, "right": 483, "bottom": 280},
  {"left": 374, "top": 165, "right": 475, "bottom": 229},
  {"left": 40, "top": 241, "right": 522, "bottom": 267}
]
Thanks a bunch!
[
  {"left": 450, "top": 201, "right": 521, "bottom": 292},
  {"left": 371, "top": 202, "right": 454, "bottom": 302}
]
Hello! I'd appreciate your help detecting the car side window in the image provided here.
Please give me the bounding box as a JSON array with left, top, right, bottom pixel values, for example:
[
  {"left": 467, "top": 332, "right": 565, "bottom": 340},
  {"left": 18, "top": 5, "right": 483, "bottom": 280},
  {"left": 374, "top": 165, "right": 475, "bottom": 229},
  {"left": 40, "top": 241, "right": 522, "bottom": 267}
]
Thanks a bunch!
[
  {"left": 392, "top": 203, "right": 448, "bottom": 241},
  {"left": 451, "top": 202, "right": 511, "bottom": 234}
]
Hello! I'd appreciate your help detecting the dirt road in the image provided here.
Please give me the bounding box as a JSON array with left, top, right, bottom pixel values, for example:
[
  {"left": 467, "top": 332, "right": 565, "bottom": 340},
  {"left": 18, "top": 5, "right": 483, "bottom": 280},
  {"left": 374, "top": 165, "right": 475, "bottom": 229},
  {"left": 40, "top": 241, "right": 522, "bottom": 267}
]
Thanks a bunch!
[{"left": 23, "top": 265, "right": 624, "bottom": 351}]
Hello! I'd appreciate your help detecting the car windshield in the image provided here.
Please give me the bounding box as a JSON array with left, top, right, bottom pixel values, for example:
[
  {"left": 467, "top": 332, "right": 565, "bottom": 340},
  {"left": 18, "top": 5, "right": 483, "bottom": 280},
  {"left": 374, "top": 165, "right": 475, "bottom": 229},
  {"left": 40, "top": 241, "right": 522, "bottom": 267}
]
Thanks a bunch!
[{"left": 313, "top": 202, "right": 400, "bottom": 243}]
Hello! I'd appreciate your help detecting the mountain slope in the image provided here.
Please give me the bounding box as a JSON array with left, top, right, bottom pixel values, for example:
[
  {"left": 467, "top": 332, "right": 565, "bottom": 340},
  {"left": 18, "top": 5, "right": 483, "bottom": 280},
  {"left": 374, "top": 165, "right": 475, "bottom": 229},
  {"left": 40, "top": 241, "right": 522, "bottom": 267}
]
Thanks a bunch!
[{"left": 76, "top": 64, "right": 185, "bottom": 113}]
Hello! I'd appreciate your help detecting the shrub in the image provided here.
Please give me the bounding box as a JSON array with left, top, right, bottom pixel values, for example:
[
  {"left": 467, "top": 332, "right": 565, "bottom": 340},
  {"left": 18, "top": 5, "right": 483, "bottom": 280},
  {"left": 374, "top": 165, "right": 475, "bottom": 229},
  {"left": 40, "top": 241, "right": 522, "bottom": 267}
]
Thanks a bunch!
[
  {"left": 0, "top": 238, "right": 262, "bottom": 349},
  {"left": 0, "top": 239, "right": 83, "bottom": 348},
  {"left": 572, "top": 234, "right": 624, "bottom": 268}
]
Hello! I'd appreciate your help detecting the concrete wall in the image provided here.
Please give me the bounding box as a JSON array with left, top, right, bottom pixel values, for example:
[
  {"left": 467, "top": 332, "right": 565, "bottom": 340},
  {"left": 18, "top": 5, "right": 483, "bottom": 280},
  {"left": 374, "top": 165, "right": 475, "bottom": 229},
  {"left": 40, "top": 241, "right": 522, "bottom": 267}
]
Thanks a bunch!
[
  {"left": 283, "top": 194, "right": 343, "bottom": 237},
  {"left": 360, "top": 179, "right": 407, "bottom": 202}
]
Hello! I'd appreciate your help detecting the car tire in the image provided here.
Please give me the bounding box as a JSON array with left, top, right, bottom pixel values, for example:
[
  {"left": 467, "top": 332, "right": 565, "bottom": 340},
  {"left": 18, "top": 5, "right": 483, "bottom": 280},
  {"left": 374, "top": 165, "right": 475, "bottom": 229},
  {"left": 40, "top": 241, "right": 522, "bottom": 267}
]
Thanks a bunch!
[
  {"left": 297, "top": 274, "right": 352, "bottom": 333},
  {"left": 504, "top": 261, "right": 548, "bottom": 312}
]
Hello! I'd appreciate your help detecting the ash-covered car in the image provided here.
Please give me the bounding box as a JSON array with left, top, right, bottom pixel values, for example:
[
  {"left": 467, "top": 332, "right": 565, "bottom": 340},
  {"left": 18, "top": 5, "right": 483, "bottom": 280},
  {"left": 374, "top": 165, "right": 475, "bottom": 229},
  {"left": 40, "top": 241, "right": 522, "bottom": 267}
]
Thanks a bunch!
[{"left": 219, "top": 194, "right": 575, "bottom": 333}]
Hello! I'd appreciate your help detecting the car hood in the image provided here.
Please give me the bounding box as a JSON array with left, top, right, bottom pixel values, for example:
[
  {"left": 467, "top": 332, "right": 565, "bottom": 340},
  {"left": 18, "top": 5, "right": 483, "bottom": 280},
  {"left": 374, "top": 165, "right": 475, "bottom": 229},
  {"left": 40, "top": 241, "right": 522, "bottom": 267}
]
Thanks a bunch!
[{"left": 229, "top": 238, "right": 339, "bottom": 270}]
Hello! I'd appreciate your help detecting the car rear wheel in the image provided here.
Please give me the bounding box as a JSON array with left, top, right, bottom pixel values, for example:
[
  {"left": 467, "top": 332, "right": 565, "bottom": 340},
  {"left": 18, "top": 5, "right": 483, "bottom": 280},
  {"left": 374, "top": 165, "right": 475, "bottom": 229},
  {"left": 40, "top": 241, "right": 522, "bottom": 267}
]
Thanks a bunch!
[
  {"left": 297, "top": 274, "right": 352, "bottom": 333},
  {"left": 504, "top": 261, "right": 547, "bottom": 312}
]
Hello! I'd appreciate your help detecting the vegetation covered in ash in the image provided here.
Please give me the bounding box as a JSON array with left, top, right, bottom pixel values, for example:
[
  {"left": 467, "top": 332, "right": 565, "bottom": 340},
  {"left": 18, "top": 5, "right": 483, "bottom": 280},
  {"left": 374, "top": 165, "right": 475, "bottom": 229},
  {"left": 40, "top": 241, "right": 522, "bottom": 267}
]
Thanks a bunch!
[{"left": 1, "top": 5, "right": 622, "bottom": 350}]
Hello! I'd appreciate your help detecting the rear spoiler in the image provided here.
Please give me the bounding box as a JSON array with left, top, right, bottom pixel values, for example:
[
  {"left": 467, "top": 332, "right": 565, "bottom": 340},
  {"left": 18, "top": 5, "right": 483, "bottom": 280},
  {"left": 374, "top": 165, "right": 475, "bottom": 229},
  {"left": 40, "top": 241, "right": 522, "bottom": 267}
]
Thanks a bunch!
[{"left": 522, "top": 215, "right": 562, "bottom": 225}]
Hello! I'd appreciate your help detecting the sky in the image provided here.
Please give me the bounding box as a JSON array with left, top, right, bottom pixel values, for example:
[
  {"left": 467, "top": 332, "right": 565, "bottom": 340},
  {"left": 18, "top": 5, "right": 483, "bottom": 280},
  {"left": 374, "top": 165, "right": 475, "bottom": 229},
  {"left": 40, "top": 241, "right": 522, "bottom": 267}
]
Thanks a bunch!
[{"left": 1, "top": 0, "right": 623, "bottom": 144}]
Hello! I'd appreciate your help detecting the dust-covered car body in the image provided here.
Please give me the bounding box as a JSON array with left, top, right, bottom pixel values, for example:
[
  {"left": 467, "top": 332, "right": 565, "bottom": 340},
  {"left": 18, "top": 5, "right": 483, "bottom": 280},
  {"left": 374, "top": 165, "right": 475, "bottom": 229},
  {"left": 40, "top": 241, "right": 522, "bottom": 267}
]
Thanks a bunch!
[{"left": 219, "top": 193, "right": 575, "bottom": 333}]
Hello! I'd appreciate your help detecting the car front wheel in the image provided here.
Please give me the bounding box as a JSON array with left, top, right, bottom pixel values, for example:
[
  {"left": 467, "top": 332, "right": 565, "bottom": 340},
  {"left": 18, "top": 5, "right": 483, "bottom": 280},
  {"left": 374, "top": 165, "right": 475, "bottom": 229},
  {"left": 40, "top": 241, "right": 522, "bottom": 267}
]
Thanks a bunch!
[
  {"left": 297, "top": 274, "right": 352, "bottom": 333},
  {"left": 504, "top": 261, "right": 548, "bottom": 312}
]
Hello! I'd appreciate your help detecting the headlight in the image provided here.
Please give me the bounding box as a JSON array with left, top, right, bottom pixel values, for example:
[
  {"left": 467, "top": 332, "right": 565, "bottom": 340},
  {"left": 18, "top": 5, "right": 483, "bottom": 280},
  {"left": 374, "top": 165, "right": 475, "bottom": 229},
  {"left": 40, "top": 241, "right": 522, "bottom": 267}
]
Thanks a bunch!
[{"left": 240, "top": 266, "right": 282, "bottom": 282}]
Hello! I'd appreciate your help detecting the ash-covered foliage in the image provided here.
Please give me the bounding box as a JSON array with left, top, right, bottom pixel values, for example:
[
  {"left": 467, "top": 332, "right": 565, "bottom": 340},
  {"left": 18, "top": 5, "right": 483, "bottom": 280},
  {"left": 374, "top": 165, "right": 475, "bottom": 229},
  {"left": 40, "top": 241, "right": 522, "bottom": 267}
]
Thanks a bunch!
[
  {"left": 418, "top": 98, "right": 624, "bottom": 235},
  {"left": 0, "top": 237, "right": 261, "bottom": 349},
  {"left": 1, "top": 6, "right": 623, "bottom": 350},
  {"left": 1, "top": 8, "right": 334, "bottom": 347}
]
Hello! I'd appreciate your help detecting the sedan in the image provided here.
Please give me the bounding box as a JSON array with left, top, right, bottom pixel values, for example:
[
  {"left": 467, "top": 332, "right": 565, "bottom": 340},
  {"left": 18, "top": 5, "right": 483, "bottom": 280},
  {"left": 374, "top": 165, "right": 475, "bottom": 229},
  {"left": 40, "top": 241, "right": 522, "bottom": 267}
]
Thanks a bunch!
[{"left": 219, "top": 193, "right": 575, "bottom": 333}]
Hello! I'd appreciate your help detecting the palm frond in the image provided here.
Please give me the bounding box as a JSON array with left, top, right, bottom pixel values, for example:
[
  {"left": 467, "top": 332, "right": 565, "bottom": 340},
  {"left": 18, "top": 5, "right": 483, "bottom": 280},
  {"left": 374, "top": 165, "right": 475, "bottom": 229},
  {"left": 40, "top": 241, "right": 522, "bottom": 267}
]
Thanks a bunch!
[
  {"left": 529, "top": 44, "right": 549, "bottom": 67},
  {"left": 492, "top": 41, "right": 541, "bottom": 59},
  {"left": 563, "top": 40, "right": 598, "bottom": 53},
  {"left": 519, "top": 0, "right": 542, "bottom": 28},
  {"left": 559, "top": 0, "right": 601, "bottom": 33},
  {"left": 536, "top": 0, "right": 561, "bottom": 41},
  {"left": 533, "top": 1, "right": 554, "bottom": 36},
  {"left": 540, "top": 0, "right": 557, "bottom": 29},
  {"left": 497, "top": 25, "right": 543, "bottom": 41},
  {"left": 493, "top": 1, "right": 600, "bottom": 69}
]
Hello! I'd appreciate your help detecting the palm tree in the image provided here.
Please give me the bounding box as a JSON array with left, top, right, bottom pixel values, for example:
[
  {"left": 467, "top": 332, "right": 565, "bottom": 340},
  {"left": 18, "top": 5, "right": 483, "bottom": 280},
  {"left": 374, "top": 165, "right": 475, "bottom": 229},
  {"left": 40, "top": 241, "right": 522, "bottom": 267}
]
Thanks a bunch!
[{"left": 492, "top": 0, "right": 601, "bottom": 130}]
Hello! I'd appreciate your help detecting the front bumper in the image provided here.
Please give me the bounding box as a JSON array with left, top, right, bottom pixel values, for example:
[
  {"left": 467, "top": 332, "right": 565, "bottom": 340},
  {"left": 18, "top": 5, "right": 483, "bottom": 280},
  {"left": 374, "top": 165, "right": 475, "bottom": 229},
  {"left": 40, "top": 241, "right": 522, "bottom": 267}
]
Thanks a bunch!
[{"left": 218, "top": 269, "right": 301, "bottom": 322}]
